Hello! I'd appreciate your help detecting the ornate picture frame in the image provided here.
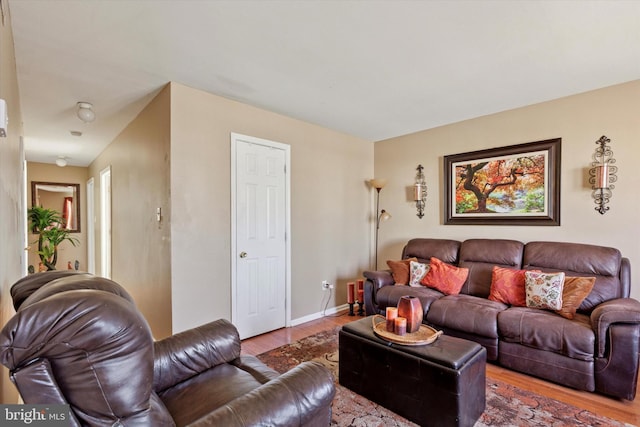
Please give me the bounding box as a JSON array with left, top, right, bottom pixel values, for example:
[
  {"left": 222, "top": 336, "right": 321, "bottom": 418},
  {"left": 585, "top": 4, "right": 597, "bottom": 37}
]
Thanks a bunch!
[{"left": 444, "top": 138, "right": 561, "bottom": 226}]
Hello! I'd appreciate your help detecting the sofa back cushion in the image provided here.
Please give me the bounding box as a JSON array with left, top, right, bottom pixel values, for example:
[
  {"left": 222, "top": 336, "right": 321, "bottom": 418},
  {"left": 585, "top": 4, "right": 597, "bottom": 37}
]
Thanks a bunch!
[
  {"left": 402, "top": 238, "right": 460, "bottom": 264},
  {"left": 522, "top": 241, "right": 623, "bottom": 311},
  {"left": 458, "top": 239, "right": 525, "bottom": 297}
]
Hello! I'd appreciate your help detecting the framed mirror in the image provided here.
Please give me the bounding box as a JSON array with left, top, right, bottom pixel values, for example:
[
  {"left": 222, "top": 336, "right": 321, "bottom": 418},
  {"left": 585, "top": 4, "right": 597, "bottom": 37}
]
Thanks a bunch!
[{"left": 31, "top": 181, "right": 81, "bottom": 232}]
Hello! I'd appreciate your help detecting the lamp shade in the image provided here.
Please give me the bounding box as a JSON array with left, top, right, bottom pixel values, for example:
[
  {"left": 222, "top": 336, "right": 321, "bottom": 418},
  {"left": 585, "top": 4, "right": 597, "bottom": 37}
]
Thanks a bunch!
[
  {"left": 379, "top": 210, "right": 391, "bottom": 222},
  {"left": 369, "top": 178, "right": 387, "bottom": 190}
]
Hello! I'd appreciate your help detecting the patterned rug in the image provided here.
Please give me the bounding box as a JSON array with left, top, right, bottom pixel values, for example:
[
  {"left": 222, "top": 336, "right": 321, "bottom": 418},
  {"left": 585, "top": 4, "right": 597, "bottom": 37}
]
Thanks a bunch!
[{"left": 256, "top": 326, "right": 632, "bottom": 427}]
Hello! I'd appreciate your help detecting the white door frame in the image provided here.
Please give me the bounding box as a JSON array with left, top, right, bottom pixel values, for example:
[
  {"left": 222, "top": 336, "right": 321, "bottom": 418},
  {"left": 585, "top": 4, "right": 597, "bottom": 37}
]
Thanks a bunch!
[
  {"left": 99, "top": 166, "right": 111, "bottom": 279},
  {"left": 230, "top": 133, "right": 291, "bottom": 330},
  {"left": 86, "top": 177, "right": 95, "bottom": 274}
]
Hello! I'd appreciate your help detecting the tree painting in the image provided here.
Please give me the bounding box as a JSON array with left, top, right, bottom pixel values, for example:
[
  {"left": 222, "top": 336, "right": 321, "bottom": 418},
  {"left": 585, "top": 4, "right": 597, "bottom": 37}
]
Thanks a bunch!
[{"left": 454, "top": 153, "right": 546, "bottom": 214}]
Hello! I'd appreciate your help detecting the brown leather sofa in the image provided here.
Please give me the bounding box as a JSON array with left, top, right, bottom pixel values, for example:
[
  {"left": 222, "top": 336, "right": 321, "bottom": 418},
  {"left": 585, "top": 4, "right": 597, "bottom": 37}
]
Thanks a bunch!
[
  {"left": 364, "top": 238, "right": 640, "bottom": 400},
  {"left": 0, "top": 272, "right": 336, "bottom": 426}
]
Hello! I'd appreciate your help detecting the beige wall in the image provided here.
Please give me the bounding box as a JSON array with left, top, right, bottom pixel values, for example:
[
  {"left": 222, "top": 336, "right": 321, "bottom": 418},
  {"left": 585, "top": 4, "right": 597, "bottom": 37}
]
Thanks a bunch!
[
  {"left": 374, "top": 80, "right": 640, "bottom": 301},
  {"left": 88, "top": 85, "right": 172, "bottom": 339},
  {"left": 26, "top": 162, "right": 88, "bottom": 271},
  {"left": 0, "top": 2, "right": 25, "bottom": 404},
  {"left": 170, "top": 82, "right": 373, "bottom": 332}
]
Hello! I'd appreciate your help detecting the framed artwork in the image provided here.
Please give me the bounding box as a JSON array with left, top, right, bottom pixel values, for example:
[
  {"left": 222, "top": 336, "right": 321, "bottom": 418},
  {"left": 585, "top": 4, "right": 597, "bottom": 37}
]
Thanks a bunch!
[{"left": 444, "top": 138, "right": 561, "bottom": 225}]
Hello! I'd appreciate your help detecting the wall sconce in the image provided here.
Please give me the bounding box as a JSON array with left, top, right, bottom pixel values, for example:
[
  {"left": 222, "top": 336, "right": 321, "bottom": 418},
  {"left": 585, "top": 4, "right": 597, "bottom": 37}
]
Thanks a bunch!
[
  {"left": 369, "top": 178, "right": 391, "bottom": 269},
  {"left": 77, "top": 102, "right": 95, "bottom": 123},
  {"left": 588, "top": 135, "right": 617, "bottom": 214},
  {"left": 413, "top": 164, "right": 427, "bottom": 218}
]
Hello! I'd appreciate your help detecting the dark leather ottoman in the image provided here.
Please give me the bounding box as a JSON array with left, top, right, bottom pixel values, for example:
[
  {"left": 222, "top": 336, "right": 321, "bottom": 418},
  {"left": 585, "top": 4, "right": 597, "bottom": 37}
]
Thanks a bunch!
[{"left": 339, "top": 317, "right": 486, "bottom": 427}]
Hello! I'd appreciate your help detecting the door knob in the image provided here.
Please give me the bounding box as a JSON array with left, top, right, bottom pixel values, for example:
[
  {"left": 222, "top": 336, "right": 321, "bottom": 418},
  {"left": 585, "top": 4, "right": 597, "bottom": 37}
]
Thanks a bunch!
[{"left": 239, "top": 251, "right": 248, "bottom": 258}]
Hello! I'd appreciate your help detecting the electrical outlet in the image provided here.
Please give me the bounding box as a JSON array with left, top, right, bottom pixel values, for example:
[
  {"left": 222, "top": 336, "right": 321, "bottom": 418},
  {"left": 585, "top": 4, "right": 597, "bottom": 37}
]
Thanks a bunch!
[{"left": 322, "top": 280, "right": 330, "bottom": 290}]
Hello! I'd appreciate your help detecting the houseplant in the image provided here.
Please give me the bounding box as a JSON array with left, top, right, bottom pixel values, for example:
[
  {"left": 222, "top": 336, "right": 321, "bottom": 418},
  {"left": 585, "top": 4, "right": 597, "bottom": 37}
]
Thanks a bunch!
[{"left": 27, "top": 206, "right": 79, "bottom": 271}]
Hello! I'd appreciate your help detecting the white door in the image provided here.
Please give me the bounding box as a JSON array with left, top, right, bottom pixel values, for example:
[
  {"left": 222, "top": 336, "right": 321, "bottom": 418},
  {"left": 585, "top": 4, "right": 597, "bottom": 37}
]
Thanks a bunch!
[{"left": 232, "top": 133, "right": 290, "bottom": 339}]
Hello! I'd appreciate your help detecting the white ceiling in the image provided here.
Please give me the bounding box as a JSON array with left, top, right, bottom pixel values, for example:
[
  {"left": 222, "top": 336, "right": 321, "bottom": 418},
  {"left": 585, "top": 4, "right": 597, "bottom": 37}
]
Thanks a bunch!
[{"left": 8, "top": 0, "right": 640, "bottom": 167}]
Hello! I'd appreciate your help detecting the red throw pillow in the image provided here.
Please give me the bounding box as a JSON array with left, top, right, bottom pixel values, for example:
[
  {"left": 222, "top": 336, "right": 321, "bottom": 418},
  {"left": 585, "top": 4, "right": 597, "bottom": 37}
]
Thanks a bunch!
[
  {"left": 488, "top": 266, "right": 529, "bottom": 307},
  {"left": 386, "top": 258, "right": 417, "bottom": 285},
  {"left": 420, "top": 257, "right": 468, "bottom": 295}
]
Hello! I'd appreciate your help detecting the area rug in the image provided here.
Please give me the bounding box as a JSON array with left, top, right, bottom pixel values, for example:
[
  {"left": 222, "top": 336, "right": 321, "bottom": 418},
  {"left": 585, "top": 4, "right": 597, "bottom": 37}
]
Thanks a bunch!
[{"left": 257, "top": 326, "right": 632, "bottom": 427}]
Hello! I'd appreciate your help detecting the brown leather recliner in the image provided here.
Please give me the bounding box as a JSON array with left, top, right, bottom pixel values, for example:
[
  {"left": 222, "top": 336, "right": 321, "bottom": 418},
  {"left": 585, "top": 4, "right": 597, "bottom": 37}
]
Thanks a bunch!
[{"left": 0, "top": 272, "right": 336, "bottom": 426}]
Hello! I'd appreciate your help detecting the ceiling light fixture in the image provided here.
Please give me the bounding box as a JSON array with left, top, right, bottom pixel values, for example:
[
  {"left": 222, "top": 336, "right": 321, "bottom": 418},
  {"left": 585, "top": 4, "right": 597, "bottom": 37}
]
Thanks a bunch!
[
  {"left": 55, "top": 156, "right": 68, "bottom": 167},
  {"left": 76, "top": 102, "right": 95, "bottom": 123}
]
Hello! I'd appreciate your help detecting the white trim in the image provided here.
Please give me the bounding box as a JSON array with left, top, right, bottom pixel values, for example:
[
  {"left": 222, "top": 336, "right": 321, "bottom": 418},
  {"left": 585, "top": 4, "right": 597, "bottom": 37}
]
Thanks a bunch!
[
  {"left": 230, "top": 133, "right": 292, "bottom": 331},
  {"left": 86, "top": 177, "right": 95, "bottom": 274},
  {"left": 290, "top": 304, "right": 350, "bottom": 327},
  {"left": 22, "top": 157, "right": 28, "bottom": 276},
  {"left": 99, "top": 166, "right": 111, "bottom": 279}
]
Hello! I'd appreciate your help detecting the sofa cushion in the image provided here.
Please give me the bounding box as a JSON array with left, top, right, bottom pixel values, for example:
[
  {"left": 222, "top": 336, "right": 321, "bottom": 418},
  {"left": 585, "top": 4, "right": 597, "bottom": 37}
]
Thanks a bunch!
[
  {"left": 523, "top": 241, "right": 623, "bottom": 311},
  {"left": 375, "top": 285, "right": 442, "bottom": 316},
  {"left": 524, "top": 271, "right": 565, "bottom": 310},
  {"left": 159, "top": 363, "right": 266, "bottom": 426},
  {"left": 458, "top": 239, "right": 525, "bottom": 298},
  {"left": 409, "top": 261, "right": 429, "bottom": 287},
  {"left": 488, "top": 266, "right": 529, "bottom": 307},
  {"left": 498, "top": 307, "right": 594, "bottom": 361},
  {"left": 387, "top": 258, "right": 417, "bottom": 285},
  {"left": 421, "top": 257, "right": 468, "bottom": 295},
  {"left": 426, "top": 294, "right": 507, "bottom": 338},
  {"left": 556, "top": 277, "right": 596, "bottom": 320},
  {"left": 402, "top": 238, "right": 461, "bottom": 264}
]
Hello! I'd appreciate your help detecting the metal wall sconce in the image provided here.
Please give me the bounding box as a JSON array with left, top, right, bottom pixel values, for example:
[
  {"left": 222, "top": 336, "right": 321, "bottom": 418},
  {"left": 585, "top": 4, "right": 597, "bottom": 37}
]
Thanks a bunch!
[
  {"left": 413, "top": 164, "right": 427, "bottom": 218},
  {"left": 588, "top": 135, "right": 617, "bottom": 214},
  {"left": 369, "top": 178, "right": 391, "bottom": 269}
]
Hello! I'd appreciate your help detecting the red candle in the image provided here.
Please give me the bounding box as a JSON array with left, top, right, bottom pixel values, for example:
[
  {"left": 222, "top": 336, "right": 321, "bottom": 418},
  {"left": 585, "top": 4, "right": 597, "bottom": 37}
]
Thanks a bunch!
[
  {"left": 395, "top": 317, "right": 407, "bottom": 336},
  {"left": 357, "top": 279, "right": 364, "bottom": 291},
  {"left": 357, "top": 289, "right": 364, "bottom": 303},
  {"left": 347, "top": 282, "right": 355, "bottom": 304},
  {"left": 386, "top": 307, "right": 398, "bottom": 332}
]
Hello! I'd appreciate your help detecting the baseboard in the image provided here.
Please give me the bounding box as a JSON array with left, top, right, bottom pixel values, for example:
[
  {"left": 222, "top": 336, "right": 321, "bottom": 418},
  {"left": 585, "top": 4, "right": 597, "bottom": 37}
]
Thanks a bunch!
[{"left": 290, "top": 303, "right": 349, "bottom": 327}]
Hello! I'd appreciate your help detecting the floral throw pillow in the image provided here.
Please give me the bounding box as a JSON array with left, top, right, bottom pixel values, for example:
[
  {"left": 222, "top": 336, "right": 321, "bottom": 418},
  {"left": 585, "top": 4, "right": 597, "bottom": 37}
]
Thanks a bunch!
[
  {"left": 524, "top": 271, "right": 565, "bottom": 311},
  {"left": 409, "top": 261, "right": 429, "bottom": 287}
]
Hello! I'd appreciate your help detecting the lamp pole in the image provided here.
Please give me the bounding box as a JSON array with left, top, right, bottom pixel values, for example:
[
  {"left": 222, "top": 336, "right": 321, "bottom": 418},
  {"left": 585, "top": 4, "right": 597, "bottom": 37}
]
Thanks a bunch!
[{"left": 374, "top": 187, "right": 382, "bottom": 270}]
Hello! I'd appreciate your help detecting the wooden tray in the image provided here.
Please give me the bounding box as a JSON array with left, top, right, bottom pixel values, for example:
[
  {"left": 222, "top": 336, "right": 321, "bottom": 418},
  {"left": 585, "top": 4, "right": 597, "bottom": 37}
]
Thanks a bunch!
[{"left": 372, "top": 314, "right": 442, "bottom": 346}]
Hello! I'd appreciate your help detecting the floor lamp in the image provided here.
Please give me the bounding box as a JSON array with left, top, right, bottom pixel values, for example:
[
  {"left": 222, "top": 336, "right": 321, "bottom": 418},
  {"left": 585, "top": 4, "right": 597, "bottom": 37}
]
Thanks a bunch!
[{"left": 369, "top": 179, "right": 391, "bottom": 270}]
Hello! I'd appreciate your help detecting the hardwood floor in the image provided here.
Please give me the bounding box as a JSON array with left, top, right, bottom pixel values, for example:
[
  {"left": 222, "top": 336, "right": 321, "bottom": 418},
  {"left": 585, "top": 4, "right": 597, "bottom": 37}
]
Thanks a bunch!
[{"left": 242, "top": 313, "right": 640, "bottom": 426}]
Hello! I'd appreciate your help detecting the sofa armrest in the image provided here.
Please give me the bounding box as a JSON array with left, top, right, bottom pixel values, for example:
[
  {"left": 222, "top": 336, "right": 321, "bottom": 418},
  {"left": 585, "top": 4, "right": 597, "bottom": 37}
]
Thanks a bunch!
[
  {"left": 591, "top": 298, "right": 640, "bottom": 357},
  {"left": 154, "top": 319, "right": 241, "bottom": 392},
  {"left": 363, "top": 270, "right": 394, "bottom": 315},
  {"left": 187, "top": 361, "right": 336, "bottom": 427},
  {"left": 363, "top": 269, "right": 394, "bottom": 289}
]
